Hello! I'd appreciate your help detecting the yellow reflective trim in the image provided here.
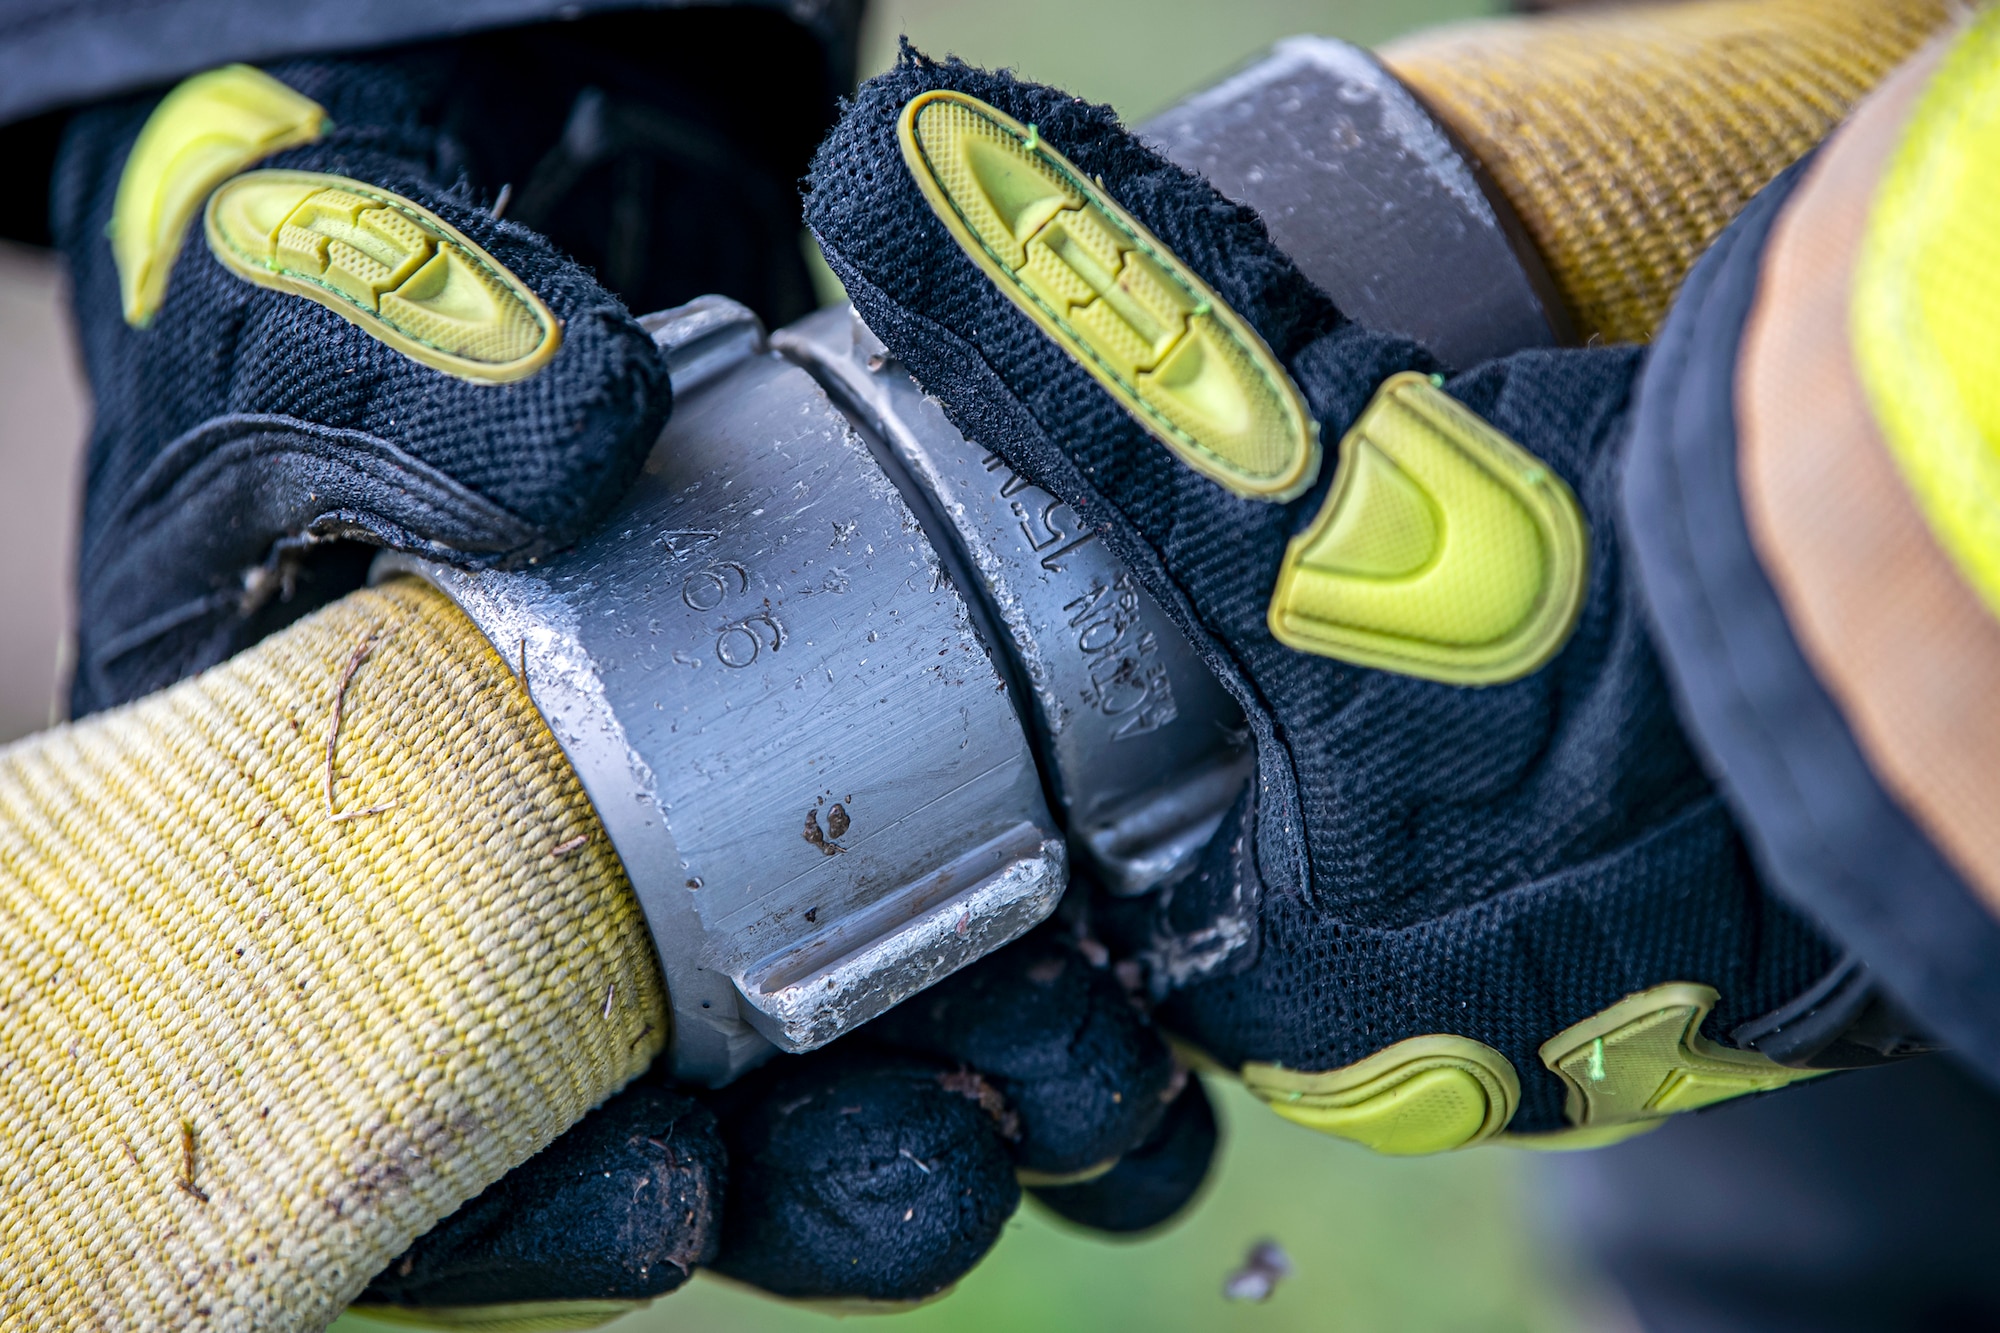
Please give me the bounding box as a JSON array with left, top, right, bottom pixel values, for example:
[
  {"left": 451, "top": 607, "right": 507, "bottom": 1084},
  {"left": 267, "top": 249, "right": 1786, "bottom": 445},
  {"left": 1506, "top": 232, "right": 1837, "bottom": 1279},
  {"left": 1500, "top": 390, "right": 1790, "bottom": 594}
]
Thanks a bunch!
[
  {"left": 897, "top": 90, "right": 1319, "bottom": 501},
  {"left": 112, "top": 64, "right": 328, "bottom": 326},
  {"left": 344, "top": 1301, "right": 644, "bottom": 1332},
  {"left": 1242, "top": 1034, "right": 1519, "bottom": 1155},
  {"left": 1853, "top": 6, "right": 2000, "bottom": 622},
  {"left": 1531, "top": 982, "right": 1824, "bottom": 1138},
  {"left": 1268, "top": 372, "right": 1588, "bottom": 684},
  {"left": 205, "top": 170, "right": 560, "bottom": 383}
]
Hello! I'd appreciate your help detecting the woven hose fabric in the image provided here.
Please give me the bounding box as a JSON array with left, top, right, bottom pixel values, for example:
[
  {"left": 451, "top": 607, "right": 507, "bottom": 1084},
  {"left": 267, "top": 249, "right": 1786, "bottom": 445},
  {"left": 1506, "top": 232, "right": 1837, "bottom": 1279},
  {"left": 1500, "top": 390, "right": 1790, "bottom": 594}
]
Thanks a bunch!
[
  {"left": 1380, "top": 0, "right": 1954, "bottom": 346},
  {"left": 0, "top": 578, "right": 666, "bottom": 1331}
]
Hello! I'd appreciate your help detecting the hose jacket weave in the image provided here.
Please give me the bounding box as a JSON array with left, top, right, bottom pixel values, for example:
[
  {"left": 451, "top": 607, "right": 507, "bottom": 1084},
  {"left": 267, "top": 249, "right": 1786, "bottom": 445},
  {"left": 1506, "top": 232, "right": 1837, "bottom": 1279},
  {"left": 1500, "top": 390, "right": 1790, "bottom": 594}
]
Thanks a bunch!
[
  {"left": 0, "top": 578, "right": 665, "bottom": 1331},
  {"left": 1382, "top": 0, "right": 1954, "bottom": 346}
]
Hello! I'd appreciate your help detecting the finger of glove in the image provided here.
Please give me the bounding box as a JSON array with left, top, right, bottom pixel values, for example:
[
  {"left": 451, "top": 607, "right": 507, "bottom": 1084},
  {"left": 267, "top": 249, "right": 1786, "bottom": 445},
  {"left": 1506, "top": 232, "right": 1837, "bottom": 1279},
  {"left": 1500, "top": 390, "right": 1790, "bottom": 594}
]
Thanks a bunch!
[
  {"left": 358, "top": 1074, "right": 725, "bottom": 1309},
  {"left": 803, "top": 54, "right": 1837, "bottom": 1127},
  {"left": 712, "top": 1050, "right": 1019, "bottom": 1302},
  {"left": 56, "top": 52, "right": 669, "bottom": 711},
  {"left": 1028, "top": 1069, "right": 1217, "bottom": 1235},
  {"left": 865, "top": 926, "right": 1178, "bottom": 1177},
  {"left": 412, "top": 924, "right": 1168, "bottom": 1296},
  {"left": 800, "top": 53, "right": 1430, "bottom": 913}
]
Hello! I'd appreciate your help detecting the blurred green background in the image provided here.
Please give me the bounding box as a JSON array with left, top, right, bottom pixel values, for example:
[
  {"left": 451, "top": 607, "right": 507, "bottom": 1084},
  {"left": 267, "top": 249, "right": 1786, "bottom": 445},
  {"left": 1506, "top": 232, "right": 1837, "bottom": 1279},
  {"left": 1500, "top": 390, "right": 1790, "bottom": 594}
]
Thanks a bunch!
[
  {"left": 321, "top": 2, "right": 1634, "bottom": 1331},
  {"left": 853, "top": 0, "right": 1495, "bottom": 120}
]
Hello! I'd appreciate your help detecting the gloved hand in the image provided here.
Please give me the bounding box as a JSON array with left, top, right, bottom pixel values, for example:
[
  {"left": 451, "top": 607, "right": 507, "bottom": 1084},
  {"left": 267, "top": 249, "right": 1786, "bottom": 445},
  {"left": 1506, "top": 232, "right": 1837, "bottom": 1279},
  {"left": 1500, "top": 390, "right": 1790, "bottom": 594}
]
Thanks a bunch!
[
  {"left": 58, "top": 15, "right": 842, "bottom": 715},
  {"left": 50, "top": 28, "right": 1205, "bottom": 1321},
  {"left": 354, "top": 3, "right": 1972, "bottom": 1311},
  {"left": 362, "top": 925, "right": 1202, "bottom": 1311},
  {"left": 43, "top": 0, "right": 1955, "bottom": 1322},
  {"left": 799, "top": 41, "right": 1934, "bottom": 1156}
]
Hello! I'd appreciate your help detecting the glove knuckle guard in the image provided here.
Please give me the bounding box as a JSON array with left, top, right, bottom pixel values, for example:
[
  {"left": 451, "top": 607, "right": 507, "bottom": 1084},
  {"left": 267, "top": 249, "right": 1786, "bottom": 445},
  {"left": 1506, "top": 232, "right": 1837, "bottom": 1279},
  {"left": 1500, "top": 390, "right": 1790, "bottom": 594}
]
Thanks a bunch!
[
  {"left": 1269, "top": 371, "right": 1589, "bottom": 685},
  {"left": 110, "top": 64, "right": 327, "bottom": 328},
  {"left": 62, "top": 56, "right": 671, "bottom": 713},
  {"left": 204, "top": 169, "right": 561, "bottom": 383},
  {"left": 896, "top": 88, "right": 1319, "bottom": 502}
]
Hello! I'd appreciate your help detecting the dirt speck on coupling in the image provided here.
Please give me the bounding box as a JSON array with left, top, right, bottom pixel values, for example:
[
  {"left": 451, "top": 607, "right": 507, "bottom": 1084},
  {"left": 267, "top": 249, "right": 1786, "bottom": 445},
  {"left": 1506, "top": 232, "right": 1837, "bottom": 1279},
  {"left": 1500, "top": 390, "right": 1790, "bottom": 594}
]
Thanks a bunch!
[{"left": 803, "top": 806, "right": 843, "bottom": 855}]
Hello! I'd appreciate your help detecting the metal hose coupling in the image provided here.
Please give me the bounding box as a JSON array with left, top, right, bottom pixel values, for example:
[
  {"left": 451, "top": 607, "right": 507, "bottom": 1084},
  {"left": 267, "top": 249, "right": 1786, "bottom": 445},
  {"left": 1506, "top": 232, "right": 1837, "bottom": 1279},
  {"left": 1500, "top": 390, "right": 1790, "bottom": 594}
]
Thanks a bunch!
[
  {"left": 379, "top": 296, "right": 1255, "bottom": 1085},
  {"left": 380, "top": 36, "right": 1562, "bottom": 1083}
]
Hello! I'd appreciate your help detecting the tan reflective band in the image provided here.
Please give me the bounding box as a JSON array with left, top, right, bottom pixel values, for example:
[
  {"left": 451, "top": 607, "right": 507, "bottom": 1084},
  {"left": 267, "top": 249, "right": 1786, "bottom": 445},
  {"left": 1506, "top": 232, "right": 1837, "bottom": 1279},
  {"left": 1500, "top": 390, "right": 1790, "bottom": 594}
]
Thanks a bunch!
[
  {"left": 1739, "top": 36, "right": 2000, "bottom": 917},
  {"left": 1268, "top": 372, "right": 1587, "bottom": 685},
  {"left": 206, "top": 170, "right": 561, "bottom": 383},
  {"left": 112, "top": 64, "right": 328, "bottom": 326},
  {"left": 1242, "top": 1034, "right": 1520, "bottom": 1155},
  {"left": 897, "top": 90, "right": 1319, "bottom": 501}
]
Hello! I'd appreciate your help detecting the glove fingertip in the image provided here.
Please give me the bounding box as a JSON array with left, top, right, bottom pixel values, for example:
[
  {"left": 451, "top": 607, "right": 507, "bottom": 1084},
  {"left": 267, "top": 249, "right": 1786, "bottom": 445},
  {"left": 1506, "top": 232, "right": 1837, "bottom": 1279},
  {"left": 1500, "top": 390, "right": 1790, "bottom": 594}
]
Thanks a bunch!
[
  {"left": 361, "top": 1077, "right": 724, "bottom": 1308},
  {"left": 714, "top": 1052, "right": 1019, "bottom": 1302},
  {"left": 1029, "top": 1071, "right": 1218, "bottom": 1235},
  {"left": 867, "top": 932, "right": 1178, "bottom": 1177}
]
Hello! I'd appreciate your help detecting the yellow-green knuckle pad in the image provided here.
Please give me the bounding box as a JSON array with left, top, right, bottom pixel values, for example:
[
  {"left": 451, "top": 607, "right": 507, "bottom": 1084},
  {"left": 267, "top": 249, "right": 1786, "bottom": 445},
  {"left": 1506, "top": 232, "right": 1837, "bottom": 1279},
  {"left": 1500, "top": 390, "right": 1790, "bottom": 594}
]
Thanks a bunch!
[
  {"left": 1269, "top": 372, "right": 1588, "bottom": 684},
  {"left": 204, "top": 169, "right": 561, "bottom": 382},
  {"left": 897, "top": 89, "right": 1320, "bottom": 501},
  {"left": 345, "top": 1301, "right": 645, "bottom": 1332},
  {"left": 1529, "top": 983, "right": 1825, "bottom": 1141},
  {"left": 113, "top": 64, "right": 328, "bottom": 327},
  {"left": 1242, "top": 1034, "right": 1519, "bottom": 1155},
  {"left": 1853, "top": 6, "right": 2000, "bottom": 620}
]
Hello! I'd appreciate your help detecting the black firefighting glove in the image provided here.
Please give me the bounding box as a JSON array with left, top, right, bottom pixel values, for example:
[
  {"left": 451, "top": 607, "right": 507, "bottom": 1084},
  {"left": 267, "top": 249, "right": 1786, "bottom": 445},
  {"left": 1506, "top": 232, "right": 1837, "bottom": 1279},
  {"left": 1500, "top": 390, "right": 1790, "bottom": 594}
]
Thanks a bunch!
[
  {"left": 55, "top": 36, "right": 1208, "bottom": 1316},
  {"left": 58, "top": 13, "right": 842, "bottom": 716},
  {"left": 363, "top": 925, "right": 1201, "bottom": 1310},
  {"left": 803, "top": 50, "right": 1879, "bottom": 1159}
]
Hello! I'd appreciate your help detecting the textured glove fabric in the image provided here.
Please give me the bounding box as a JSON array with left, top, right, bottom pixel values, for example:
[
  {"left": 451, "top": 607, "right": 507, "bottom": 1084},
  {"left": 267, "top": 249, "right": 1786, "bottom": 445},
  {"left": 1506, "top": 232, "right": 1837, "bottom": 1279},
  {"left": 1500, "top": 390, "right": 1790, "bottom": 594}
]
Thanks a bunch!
[
  {"left": 865, "top": 928, "right": 1179, "bottom": 1178},
  {"left": 0, "top": 578, "right": 667, "bottom": 1330},
  {"left": 1380, "top": 0, "right": 1953, "bottom": 345},
  {"left": 711, "top": 1053, "right": 1022, "bottom": 1301},
  {"left": 358, "top": 1073, "right": 724, "bottom": 1312},
  {"left": 55, "top": 51, "right": 671, "bottom": 716},
  {"left": 49, "top": 42, "right": 1197, "bottom": 1314},
  {"left": 1028, "top": 1074, "right": 1218, "bottom": 1235},
  {"left": 691, "top": 931, "right": 1198, "bottom": 1302},
  {"left": 806, "top": 51, "right": 1834, "bottom": 1138}
]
